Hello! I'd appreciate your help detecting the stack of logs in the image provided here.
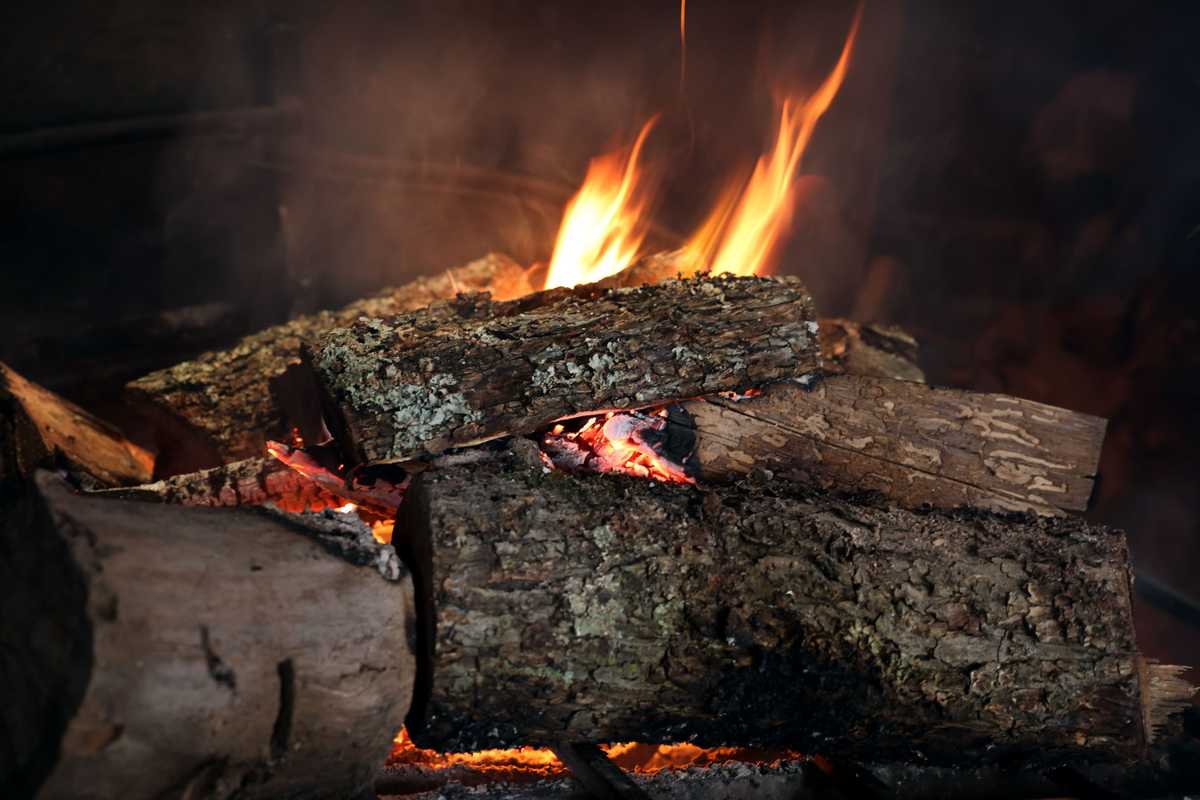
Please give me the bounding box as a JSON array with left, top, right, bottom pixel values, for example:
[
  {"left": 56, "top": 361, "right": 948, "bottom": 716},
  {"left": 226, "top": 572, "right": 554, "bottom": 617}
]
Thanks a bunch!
[{"left": 2, "top": 253, "right": 1194, "bottom": 800}]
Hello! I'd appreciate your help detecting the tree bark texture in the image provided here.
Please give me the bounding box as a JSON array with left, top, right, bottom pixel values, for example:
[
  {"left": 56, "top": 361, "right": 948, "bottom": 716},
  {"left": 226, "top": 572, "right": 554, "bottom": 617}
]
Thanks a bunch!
[
  {"left": 90, "top": 455, "right": 343, "bottom": 513},
  {"left": 310, "top": 275, "right": 820, "bottom": 466},
  {"left": 1, "top": 473, "right": 416, "bottom": 800},
  {"left": 404, "top": 452, "right": 1147, "bottom": 764},
  {"left": 675, "top": 375, "right": 1105, "bottom": 515},
  {"left": 126, "top": 252, "right": 532, "bottom": 468},
  {"left": 1, "top": 361, "right": 152, "bottom": 488}
]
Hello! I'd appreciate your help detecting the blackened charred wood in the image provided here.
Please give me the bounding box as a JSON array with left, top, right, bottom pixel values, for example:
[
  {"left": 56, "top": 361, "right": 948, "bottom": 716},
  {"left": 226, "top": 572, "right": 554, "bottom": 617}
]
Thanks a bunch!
[
  {"left": 404, "top": 452, "right": 1166, "bottom": 764},
  {"left": 0, "top": 473, "right": 416, "bottom": 800},
  {"left": 1, "top": 361, "right": 152, "bottom": 488},
  {"left": 550, "top": 743, "right": 653, "bottom": 800},
  {"left": 677, "top": 376, "right": 1105, "bottom": 515},
  {"left": 126, "top": 253, "right": 532, "bottom": 468},
  {"left": 310, "top": 274, "right": 820, "bottom": 466}
]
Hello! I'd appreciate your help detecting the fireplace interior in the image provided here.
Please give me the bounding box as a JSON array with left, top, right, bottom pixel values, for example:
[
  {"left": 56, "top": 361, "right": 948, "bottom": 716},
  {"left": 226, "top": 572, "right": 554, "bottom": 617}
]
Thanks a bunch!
[{"left": 3, "top": 2, "right": 1200, "bottom": 799}]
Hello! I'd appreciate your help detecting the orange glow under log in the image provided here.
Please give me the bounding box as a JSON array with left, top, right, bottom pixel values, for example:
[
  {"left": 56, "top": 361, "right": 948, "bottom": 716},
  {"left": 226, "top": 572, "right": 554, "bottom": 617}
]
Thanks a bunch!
[{"left": 388, "top": 727, "right": 802, "bottom": 777}]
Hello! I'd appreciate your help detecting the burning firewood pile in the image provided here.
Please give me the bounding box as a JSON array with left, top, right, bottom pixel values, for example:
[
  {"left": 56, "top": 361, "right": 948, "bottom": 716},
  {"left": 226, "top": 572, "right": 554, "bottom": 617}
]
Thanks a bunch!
[{"left": 3, "top": 248, "right": 1198, "bottom": 800}]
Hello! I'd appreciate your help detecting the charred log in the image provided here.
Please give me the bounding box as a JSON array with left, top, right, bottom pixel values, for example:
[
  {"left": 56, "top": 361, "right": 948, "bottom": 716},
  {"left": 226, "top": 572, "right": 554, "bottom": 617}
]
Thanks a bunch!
[
  {"left": 126, "top": 252, "right": 532, "bottom": 469},
  {"left": 401, "top": 449, "right": 1175, "bottom": 764},
  {"left": 675, "top": 375, "right": 1105, "bottom": 515},
  {"left": 1, "top": 361, "right": 152, "bottom": 488},
  {"left": 0, "top": 473, "right": 416, "bottom": 800},
  {"left": 817, "top": 318, "right": 925, "bottom": 383},
  {"left": 309, "top": 274, "right": 820, "bottom": 466}
]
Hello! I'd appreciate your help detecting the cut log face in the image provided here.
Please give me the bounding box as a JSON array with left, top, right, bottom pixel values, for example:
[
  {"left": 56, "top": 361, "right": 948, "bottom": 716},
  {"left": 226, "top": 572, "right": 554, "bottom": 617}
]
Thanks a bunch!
[
  {"left": 126, "top": 253, "right": 532, "bottom": 467},
  {"left": 1, "top": 361, "right": 152, "bottom": 487},
  {"left": 310, "top": 275, "right": 821, "bottom": 466},
  {"left": 405, "top": 451, "right": 1144, "bottom": 764},
  {"left": 676, "top": 375, "right": 1106, "bottom": 515},
  {"left": 2, "top": 473, "right": 416, "bottom": 800}
]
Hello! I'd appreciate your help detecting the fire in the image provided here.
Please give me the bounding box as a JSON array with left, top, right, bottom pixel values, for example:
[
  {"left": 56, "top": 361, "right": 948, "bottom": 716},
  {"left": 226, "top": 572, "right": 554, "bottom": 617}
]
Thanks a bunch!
[
  {"left": 542, "top": 118, "right": 658, "bottom": 290},
  {"left": 681, "top": 10, "right": 860, "bottom": 277},
  {"left": 540, "top": 409, "right": 693, "bottom": 484},
  {"left": 388, "top": 727, "right": 801, "bottom": 776}
]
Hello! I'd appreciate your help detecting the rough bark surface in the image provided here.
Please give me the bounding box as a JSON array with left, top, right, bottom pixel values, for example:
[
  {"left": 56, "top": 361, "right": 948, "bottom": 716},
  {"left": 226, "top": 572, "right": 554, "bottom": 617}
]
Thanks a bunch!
[
  {"left": 406, "top": 453, "right": 1144, "bottom": 764},
  {"left": 91, "top": 455, "right": 343, "bottom": 512},
  {"left": 126, "top": 253, "right": 531, "bottom": 467},
  {"left": 311, "top": 275, "right": 820, "bottom": 465},
  {"left": 1, "top": 473, "right": 416, "bottom": 800},
  {"left": 677, "top": 376, "right": 1105, "bottom": 515},
  {"left": 0, "top": 361, "right": 152, "bottom": 487}
]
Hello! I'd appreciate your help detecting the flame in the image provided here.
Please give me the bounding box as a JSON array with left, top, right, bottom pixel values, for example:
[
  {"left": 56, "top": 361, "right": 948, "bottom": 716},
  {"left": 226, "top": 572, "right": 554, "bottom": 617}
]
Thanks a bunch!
[
  {"left": 335, "top": 502, "right": 357, "bottom": 513},
  {"left": 681, "top": 10, "right": 860, "bottom": 277},
  {"left": 542, "top": 118, "right": 658, "bottom": 290},
  {"left": 389, "top": 727, "right": 801, "bottom": 776}
]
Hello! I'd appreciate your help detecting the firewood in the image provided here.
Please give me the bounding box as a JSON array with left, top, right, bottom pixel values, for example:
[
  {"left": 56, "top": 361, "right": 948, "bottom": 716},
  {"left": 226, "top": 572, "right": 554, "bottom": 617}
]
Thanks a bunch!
[
  {"left": 399, "top": 448, "right": 1191, "bottom": 764},
  {"left": 817, "top": 317, "right": 925, "bottom": 383},
  {"left": 309, "top": 274, "right": 820, "bottom": 466},
  {"left": 90, "top": 455, "right": 344, "bottom": 512},
  {"left": 1, "top": 361, "right": 152, "bottom": 488},
  {"left": 1, "top": 472, "right": 416, "bottom": 800},
  {"left": 126, "top": 252, "right": 533, "bottom": 468},
  {"left": 674, "top": 375, "right": 1105, "bottom": 515}
]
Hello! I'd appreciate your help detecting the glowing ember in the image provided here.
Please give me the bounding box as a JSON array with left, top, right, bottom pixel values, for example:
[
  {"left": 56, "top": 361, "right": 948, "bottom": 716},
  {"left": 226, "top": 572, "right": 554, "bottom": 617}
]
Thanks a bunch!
[
  {"left": 389, "top": 727, "right": 802, "bottom": 777},
  {"left": 542, "top": 118, "right": 658, "bottom": 290},
  {"left": 266, "top": 441, "right": 409, "bottom": 512},
  {"left": 541, "top": 409, "right": 693, "bottom": 484},
  {"left": 681, "top": 10, "right": 860, "bottom": 278}
]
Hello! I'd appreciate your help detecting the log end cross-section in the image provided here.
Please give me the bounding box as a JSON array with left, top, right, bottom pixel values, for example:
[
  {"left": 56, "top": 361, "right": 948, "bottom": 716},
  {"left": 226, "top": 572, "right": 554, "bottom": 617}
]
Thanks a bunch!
[{"left": 308, "top": 275, "right": 821, "bottom": 466}]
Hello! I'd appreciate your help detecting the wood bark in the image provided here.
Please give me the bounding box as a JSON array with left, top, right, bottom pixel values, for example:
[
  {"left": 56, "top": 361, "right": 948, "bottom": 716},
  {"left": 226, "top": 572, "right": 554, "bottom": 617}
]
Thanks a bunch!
[
  {"left": 1, "top": 472, "right": 416, "bottom": 800},
  {"left": 817, "top": 318, "right": 925, "bottom": 383},
  {"left": 126, "top": 252, "right": 533, "bottom": 469},
  {"left": 310, "top": 275, "right": 820, "bottom": 466},
  {"left": 1, "top": 361, "right": 152, "bottom": 488},
  {"left": 401, "top": 450, "right": 1158, "bottom": 764},
  {"left": 91, "top": 455, "right": 344, "bottom": 512},
  {"left": 674, "top": 375, "right": 1105, "bottom": 515}
]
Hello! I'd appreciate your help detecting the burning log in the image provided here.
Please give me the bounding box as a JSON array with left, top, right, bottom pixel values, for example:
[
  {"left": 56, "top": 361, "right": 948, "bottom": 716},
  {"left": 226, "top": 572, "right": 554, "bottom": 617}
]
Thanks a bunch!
[
  {"left": 1, "top": 361, "right": 152, "bottom": 488},
  {"left": 90, "top": 454, "right": 345, "bottom": 512},
  {"left": 673, "top": 375, "right": 1105, "bottom": 516},
  {"left": 309, "top": 274, "right": 820, "bottom": 465},
  {"left": 399, "top": 447, "right": 1188, "bottom": 764},
  {"left": 126, "top": 252, "right": 533, "bottom": 468},
  {"left": 1, "top": 473, "right": 416, "bottom": 800}
]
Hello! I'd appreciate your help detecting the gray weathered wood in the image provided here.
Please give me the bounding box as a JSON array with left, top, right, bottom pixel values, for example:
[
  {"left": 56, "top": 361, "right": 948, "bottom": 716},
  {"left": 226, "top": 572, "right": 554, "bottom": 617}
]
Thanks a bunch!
[
  {"left": 126, "top": 253, "right": 532, "bottom": 467},
  {"left": 405, "top": 450, "right": 1148, "bottom": 764},
  {"left": 1, "top": 473, "right": 416, "bottom": 800},
  {"left": 676, "top": 375, "right": 1105, "bottom": 515},
  {"left": 310, "top": 274, "right": 820, "bottom": 466}
]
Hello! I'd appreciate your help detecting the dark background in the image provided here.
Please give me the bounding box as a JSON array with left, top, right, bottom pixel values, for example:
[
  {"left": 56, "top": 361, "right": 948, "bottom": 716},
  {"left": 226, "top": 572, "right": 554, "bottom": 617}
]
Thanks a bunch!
[{"left": 2, "top": 0, "right": 1198, "bottom": 676}]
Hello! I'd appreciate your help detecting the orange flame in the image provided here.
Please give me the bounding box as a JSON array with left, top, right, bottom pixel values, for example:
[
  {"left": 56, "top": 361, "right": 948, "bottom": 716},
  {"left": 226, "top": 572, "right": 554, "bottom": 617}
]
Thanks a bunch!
[
  {"left": 681, "top": 10, "right": 860, "bottom": 277},
  {"left": 389, "top": 727, "right": 801, "bottom": 776},
  {"left": 541, "top": 410, "right": 693, "bottom": 484},
  {"left": 543, "top": 118, "right": 658, "bottom": 290}
]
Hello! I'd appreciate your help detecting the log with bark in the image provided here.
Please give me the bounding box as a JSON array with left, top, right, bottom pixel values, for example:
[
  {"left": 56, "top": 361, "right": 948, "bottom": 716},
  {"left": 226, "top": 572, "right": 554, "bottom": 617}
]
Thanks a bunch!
[
  {"left": 1, "top": 472, "right": 416, "bottom": 800},
  {"left": 399, "top": 446, "right": 1192, "bottom": 764},
  {"left": 1, "top": 361, "right": 153, "bottom": 488},
  {"left": 90, "top": 454, "right": 344, "bottom": 512},
  {"left": 125, "top": 252, "right": 533, "bottom": 469},
  {"left": 308, "top": 274, "right": 820, "bottom": 466},
  {"left": 672, "top": 375, "right": 1105, "bottom": 516}
]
